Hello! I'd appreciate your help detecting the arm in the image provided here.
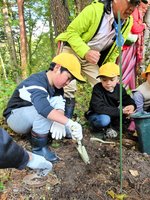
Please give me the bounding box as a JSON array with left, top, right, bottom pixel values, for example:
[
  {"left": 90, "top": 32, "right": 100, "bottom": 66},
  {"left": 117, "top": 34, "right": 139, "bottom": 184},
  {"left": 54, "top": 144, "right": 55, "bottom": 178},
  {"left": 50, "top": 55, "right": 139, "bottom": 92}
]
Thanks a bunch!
[
  {"left": 0, "top": 128, "right": 53, "bottom": 175},
  {"left": 0, "top": 128, "right": 29, "bottom": 170},
  {"left": 133, "top": 91, "right": 144, "bottom": 112},
  {"left": 56, "top": 4, "right": 102, "bottom": 59},
  {"left": 131, "top": 8, "right": 146, "bottom": 34},
  {"left": 90, "top": 85, "right": 120, "bottom": 117}
]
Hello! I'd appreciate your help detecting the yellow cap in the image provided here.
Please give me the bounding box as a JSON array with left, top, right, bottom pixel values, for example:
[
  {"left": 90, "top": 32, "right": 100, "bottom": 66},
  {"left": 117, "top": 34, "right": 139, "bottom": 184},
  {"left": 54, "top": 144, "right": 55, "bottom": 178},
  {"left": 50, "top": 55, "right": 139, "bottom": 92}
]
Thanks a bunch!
[
  {"left": 97, "top": 62, "right": 120, "bottom": 78},
  {"left": 141, "top": 64, "right": 150, "bottom": 79},
  {"left": 52, "top": 53, "right": 86, "bottom": 82}
]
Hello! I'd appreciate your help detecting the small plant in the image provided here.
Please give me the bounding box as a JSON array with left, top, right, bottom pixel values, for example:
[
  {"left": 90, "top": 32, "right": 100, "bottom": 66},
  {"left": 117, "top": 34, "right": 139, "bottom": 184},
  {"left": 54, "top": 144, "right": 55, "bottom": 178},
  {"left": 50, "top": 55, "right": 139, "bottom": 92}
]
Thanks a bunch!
[
  {"left": 0, "top": 79, "right": 17, "bottom": 117},
  {"left": 0, "top": 181, "right": 5, "bottom": 192}
]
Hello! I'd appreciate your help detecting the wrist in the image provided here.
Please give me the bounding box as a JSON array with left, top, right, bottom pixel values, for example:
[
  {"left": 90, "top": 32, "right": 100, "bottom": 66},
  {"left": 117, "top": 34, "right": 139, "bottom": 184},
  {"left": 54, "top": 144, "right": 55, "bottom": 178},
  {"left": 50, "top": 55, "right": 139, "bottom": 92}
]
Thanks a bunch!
[{"left": 27, "top": 151, "right": 32, "bottom": 161}]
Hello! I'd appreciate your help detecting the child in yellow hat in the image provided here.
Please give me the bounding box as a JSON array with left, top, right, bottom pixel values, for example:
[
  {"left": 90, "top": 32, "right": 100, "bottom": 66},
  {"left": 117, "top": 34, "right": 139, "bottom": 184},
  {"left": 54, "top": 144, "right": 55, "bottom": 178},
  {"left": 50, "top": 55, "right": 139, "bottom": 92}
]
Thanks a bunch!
[
  {"left": 3, "top": 53, "right": 85, "bottom": 163},
  {"left": 85, "top": 62, "right": 136, "bottom": 139},
  {"left": 133, "top": 64, "right": 150, "bottom": 113}
]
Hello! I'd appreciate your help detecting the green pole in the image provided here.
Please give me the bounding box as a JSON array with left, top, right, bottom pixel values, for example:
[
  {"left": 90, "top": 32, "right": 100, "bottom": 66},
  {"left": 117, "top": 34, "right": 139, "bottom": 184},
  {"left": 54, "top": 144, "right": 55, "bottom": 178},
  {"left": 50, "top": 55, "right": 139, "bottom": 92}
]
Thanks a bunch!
[{"left": 117, "top": 11, "right": 123, "bottom": 193}]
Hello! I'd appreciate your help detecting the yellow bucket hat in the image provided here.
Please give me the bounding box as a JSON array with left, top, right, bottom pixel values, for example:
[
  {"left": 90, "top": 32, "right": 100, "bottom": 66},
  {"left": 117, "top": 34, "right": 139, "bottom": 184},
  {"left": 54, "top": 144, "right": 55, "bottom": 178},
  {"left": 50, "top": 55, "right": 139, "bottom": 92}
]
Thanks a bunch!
[
  {"left": 141, "top": 64, "right": 150, "bottom": 79},
  {"left": 97, "top": 62, "right": 120, "bottom": 78},
  {"left": 52, "top": 53, "right": 86, "bottom": 82}
]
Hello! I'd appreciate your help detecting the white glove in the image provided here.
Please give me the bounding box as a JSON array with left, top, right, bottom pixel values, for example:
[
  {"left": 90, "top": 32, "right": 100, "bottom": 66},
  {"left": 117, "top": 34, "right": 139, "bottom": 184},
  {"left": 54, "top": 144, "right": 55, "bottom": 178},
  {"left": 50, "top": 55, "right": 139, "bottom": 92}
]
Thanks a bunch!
[
  {"left": 26, "top": 152, "right": 53, "bottom": 176},
  {"left": 49, "top": 95, "right": 65, "bottom": 111},
  {"left": 50, "top": 121, "right": 66, "bottom": 140},
  {"left": 65, "top": 119, "right": 83, "bottom": 141}
]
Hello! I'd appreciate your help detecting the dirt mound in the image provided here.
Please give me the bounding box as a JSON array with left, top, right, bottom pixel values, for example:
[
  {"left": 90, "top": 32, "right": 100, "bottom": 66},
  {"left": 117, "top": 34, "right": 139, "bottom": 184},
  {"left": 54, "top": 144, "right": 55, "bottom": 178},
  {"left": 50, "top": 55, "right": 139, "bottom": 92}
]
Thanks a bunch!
[{"left": 0, "top": 129, "right": 150, "bottom": 200}]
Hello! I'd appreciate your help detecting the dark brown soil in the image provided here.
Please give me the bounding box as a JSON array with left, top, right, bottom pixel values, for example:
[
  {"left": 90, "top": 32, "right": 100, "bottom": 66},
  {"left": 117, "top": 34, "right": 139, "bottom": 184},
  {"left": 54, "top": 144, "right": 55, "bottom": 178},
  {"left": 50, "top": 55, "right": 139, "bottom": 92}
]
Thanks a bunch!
[{"left": 0, "top": 127, "right": 150, "bottom": 200}]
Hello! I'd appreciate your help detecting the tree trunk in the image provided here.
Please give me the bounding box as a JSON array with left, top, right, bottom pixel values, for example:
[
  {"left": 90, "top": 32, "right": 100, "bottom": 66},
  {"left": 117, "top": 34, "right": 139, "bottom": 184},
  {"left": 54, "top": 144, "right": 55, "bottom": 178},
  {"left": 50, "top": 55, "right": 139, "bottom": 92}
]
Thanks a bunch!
[
  {"left": 50, "top": 0, "right": 70, "bottom": 36},
  {"left": 143, "top": 6, "right": 150, "bottom": 66},
  {"left": 2, "top": 0, "right": 18, "bottom": 69},
  {"left": 17, "top": 0, "right": 27, "bottom": 79},
  {"left": 74, "top": 0, "right": 91, "bottom": 14},
  {"left": 48, "top": 0, "right": 56, "bottom": 57},
  {"left": 0, "top": 52, "right": 7, "bottom": 80}
]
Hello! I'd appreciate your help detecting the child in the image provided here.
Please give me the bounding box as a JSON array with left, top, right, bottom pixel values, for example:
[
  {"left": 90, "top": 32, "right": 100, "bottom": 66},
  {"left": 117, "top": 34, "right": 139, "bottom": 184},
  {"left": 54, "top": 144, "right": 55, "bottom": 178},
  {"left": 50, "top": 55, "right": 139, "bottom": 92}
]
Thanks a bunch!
[
  {"left": 3, "top": 53, "right": 85, "bottom": 163},
  {"left": 133, "top": 64, "right": 150, "bottom": 112},
  {"left": 85, "top": 62, "right": 136, "bottom": 139}
]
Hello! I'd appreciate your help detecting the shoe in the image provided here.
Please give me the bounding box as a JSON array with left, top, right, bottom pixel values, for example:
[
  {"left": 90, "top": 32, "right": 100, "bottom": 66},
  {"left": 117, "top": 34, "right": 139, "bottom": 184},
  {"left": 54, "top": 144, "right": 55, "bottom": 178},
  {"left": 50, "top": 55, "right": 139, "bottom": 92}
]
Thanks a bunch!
[
  {"left": 91, "top": 128, "right": 106, "bottom": 140},
  {"left": 105, "top": 128, "right": 118, "bottom": 138}
]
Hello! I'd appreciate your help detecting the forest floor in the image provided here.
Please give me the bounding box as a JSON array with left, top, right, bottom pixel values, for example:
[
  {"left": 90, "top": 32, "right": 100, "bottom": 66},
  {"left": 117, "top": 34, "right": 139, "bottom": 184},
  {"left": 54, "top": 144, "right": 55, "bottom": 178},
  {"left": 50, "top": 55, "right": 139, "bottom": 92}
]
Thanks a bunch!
[{"left": 0, "top": 123, "right": 150, "bottom": 200}]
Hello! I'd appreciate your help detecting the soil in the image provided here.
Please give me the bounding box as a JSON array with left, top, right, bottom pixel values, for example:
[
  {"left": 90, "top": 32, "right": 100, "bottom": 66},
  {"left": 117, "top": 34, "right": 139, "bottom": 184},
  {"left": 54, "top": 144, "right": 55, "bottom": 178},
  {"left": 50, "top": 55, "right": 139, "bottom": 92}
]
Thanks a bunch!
[{"left": 0, "top": 126, "right": 150, "bottom": 200}]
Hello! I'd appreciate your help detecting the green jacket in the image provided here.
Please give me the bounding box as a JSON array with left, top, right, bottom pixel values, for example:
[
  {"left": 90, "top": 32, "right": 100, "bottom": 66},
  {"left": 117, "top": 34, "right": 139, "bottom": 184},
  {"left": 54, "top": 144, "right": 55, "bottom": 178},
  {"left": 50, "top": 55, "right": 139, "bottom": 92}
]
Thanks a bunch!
[{"left": 56, "top": 0, "right": 133, "bottom": 64}]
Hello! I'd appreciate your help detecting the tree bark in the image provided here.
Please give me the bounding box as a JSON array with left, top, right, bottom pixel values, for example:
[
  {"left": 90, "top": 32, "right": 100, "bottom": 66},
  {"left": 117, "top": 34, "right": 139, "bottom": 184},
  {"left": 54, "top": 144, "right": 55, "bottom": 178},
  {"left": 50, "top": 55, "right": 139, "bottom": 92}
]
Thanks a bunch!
[
  {"left": 48, "top": 0, "right": 56, "bottom": 57},
  {"left": 17, "top": 0, "right": 27, "bottom": 79},
  {"left": 2, "top": 0, "right": 18, "bottom": 69},
  {"left": 50, "top": 0, "right": 70, "bottom": 36},
  {"left": 74, "top": 0, "right": 91, "bottom": 14}
]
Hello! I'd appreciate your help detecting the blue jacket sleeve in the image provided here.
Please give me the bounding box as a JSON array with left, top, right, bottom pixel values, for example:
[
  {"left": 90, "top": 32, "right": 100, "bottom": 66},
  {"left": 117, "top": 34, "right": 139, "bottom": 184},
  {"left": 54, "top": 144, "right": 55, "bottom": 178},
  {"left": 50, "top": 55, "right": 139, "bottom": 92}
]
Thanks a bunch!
[{"left": 0, "top": 128, "right": 29, "bottom": 170}]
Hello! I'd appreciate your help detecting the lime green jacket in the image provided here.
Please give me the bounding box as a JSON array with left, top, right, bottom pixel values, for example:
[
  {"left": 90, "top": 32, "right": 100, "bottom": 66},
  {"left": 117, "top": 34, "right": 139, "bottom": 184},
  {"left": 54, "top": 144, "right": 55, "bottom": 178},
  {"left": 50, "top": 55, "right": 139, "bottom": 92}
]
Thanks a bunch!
[{"left": 56, "top": 0, "right": 133, "bottom": 64}]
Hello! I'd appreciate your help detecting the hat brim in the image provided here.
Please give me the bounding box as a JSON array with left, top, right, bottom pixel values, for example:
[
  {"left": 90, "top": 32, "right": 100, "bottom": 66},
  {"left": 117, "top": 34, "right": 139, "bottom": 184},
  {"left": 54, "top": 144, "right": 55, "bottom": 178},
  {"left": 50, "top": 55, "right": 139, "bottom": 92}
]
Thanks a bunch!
[
  {"left": 75, "top": 77, "right": 86, "bottom": 82},
  {"left": 96, "top": 75, "right": 118, "bottom": 79}
]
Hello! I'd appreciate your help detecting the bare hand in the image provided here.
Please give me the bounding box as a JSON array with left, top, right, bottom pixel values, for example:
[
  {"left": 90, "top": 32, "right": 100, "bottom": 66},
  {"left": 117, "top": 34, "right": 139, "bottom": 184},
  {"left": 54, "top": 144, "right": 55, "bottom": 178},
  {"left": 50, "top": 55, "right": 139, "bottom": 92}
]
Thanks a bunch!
[
  {"left": 84, "top": 50, "right": 100, "bottom": 64},
  {"left": 123, "top": 105, "right": 135, "bottom": 115}
]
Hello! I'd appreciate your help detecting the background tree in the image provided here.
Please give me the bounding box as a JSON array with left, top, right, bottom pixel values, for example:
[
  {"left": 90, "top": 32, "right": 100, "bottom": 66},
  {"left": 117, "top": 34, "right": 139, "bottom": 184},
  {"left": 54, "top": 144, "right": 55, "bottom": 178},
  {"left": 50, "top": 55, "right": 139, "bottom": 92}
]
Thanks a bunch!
[
  {"left": 17, "top": 0, "right": 27, "bottom": 79},
  {"left": 50, "top": 0, "right": 70, "bottom": 36},
  {"left": 2, "top": 0, "right": 18, "bottom": 69},
  {"left": 74, "top": 0, "right": 91, "bottom": 13}
]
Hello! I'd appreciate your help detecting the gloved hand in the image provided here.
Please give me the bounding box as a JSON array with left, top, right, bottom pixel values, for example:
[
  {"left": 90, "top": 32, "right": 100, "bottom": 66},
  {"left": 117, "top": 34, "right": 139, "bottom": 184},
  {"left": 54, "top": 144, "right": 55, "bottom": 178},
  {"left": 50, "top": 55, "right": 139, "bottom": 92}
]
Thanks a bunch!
[
  {"left": 26, "top": 152, "right": 53, "bottom": 176},
  {"left": 50, "top": 121, "right": 66, "bottom": 140},
  {"left": 49, "top": 95, "right": 66, "bottom": 111},
  {"left": 65, "top": 119, "right": 83, "bottom": 141}
]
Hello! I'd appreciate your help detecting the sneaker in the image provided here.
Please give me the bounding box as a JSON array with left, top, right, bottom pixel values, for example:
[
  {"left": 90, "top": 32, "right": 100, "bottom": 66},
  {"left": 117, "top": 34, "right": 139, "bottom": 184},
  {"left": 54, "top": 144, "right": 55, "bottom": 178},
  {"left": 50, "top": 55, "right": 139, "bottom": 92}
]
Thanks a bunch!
[
  {"left": 105, "top": 128, "right": 118, "bottom": 138},
  {"left": 91, "top": 128, "right": 106, "bottom": 140}
]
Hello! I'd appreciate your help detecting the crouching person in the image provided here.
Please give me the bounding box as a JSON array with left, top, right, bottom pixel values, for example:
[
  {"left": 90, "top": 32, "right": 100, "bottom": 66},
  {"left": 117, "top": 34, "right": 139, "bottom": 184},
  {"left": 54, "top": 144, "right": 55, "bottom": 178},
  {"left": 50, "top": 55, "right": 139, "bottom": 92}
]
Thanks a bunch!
[
  {"left": 133, "top": 64, "right": 150, "bottom": 113},
  {"left": 85, "top": 62, "right": 136, "bottom": 139},
  {"left": 0, "top": 128, "right": 52, "bottom": 175},
  {"left": 3, "top": 53, "right": 85, "bottom": 163}
]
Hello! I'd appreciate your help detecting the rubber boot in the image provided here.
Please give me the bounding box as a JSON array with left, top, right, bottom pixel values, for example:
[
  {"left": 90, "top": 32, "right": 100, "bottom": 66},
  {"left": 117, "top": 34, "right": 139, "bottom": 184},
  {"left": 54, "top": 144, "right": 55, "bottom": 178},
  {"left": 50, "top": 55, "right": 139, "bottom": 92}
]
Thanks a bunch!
[
  {"left": 64, "top": 98, "right": 75, "bottom": 139},
  {"left": 65, "top": 98, "right": 75, "bottom": 119},
  {"left": 31, "top": 131, "right": 59, "bottom": 163}
]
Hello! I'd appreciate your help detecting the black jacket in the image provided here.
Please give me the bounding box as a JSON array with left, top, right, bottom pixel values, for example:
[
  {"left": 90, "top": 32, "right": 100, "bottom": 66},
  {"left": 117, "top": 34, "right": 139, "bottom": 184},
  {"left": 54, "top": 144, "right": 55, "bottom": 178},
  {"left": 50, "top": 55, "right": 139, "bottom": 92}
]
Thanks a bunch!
[
  {"left": 0, "top": 128, "right": 29, "bottom": 169},
  {"left": 86, "top": 83, "right": 136, "bottom": 118}
]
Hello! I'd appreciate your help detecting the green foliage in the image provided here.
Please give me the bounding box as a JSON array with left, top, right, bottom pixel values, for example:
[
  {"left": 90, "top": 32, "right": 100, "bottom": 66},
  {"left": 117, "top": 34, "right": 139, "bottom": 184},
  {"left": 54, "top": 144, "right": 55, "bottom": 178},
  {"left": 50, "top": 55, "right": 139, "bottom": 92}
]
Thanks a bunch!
[
  {"left": 28, "top": 32, "right": 53, "bottom": 74},
  {"left": 0, "top": 181, "right": 5, "bottom": 192},
  {"left": 75, "top": 81, "right": 92, "bottom": 126},
  {"left": 0, "top": 79, "right": 16, "bottom": 118}
]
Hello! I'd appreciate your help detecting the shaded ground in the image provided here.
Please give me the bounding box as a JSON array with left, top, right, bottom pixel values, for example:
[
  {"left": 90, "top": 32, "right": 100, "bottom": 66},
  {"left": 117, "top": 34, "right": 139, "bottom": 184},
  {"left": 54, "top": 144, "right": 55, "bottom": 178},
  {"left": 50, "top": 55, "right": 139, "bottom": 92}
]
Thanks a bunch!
[{"left": 0, "top": 125, "right": 150, "bottom": 200}]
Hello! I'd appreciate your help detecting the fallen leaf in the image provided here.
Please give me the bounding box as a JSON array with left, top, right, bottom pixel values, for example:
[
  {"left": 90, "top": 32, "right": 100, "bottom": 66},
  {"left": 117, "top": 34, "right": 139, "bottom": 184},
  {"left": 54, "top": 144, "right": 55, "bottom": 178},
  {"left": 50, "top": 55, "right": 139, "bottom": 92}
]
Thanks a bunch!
[
  {"left": 0, "top": 192, "right": 8, "bottom": 200},
  {"left": 115, "top": 194, "right": 128, "bottom": 200},
  {"left": 129, "top": 169, "right": 139, "bottom": 177}
]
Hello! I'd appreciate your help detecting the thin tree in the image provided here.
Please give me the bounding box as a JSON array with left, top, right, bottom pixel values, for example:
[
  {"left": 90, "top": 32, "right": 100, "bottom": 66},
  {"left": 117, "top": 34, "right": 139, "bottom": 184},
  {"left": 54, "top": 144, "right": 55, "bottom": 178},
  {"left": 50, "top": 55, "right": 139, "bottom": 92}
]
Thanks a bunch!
[
  {"left": 50, "top": 0, "right": 70, "bottom": 37},
  {"left": 2, "top": 0, "right": 18, "bottom": 69},
  {"left": 74, "top": 0, "right": 91, "bottom": 13},
  {"left": 48, "top": 0, "right": 56, "bottom": 57},
  {"left": 17, "top": 0, "right": 27, "bottom": 79}
]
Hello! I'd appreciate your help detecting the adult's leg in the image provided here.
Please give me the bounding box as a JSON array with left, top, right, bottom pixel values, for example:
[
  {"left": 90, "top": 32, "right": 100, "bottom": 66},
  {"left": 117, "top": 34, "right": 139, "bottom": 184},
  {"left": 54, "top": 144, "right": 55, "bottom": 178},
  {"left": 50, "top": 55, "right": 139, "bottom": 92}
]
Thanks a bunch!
[{"left": 61, "top": 46, "right": 99, "bottom": 118}]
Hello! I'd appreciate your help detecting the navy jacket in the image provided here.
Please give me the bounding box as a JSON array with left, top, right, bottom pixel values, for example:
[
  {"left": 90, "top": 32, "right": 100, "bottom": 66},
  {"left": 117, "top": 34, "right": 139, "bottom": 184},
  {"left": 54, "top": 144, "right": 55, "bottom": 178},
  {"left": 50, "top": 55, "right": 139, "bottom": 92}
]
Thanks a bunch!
[{"left": 3, "top": 71, "right": 63, "bottom": 119}]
